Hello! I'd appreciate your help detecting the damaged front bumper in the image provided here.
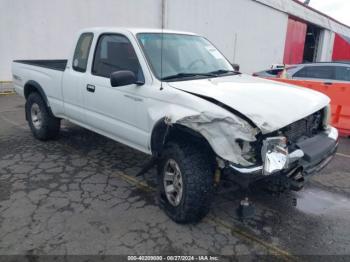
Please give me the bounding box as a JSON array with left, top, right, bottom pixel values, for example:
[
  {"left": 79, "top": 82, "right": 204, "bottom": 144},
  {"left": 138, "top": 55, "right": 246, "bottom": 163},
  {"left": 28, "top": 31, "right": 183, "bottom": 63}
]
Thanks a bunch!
[{"left": 228, "top": 126, "right": 338, "bottom": 179}]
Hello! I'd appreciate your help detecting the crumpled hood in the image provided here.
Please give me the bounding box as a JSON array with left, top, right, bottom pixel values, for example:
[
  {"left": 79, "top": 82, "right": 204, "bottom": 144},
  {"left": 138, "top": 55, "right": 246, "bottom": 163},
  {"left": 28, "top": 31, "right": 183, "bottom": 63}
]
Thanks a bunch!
[{"left": 168, "top": 74, "right": 330, "bottom": 133}]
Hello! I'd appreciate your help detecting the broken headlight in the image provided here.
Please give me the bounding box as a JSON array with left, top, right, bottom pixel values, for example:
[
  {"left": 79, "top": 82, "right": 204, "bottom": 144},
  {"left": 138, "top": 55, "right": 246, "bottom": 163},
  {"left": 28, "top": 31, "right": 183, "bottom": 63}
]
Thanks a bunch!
[{"left": 261, "top": 136, "right": 288, "bottom": 176}]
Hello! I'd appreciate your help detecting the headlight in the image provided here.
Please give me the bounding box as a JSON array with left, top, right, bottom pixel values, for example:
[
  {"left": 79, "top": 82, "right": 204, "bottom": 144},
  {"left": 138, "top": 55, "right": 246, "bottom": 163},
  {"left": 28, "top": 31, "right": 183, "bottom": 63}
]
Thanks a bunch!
[{"left": 261, "top": 136, "right": 288, "bottom": 175}]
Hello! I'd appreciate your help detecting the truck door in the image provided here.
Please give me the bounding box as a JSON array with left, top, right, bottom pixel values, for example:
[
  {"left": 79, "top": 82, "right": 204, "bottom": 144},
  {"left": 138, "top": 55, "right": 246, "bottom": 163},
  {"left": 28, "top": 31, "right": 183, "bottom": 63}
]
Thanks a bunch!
[
  {"left": 62, "top": 33, "right": 94, "bottom": 122},
  {"left": 83, "top": 33, "right": 149, "bottom": 151}
]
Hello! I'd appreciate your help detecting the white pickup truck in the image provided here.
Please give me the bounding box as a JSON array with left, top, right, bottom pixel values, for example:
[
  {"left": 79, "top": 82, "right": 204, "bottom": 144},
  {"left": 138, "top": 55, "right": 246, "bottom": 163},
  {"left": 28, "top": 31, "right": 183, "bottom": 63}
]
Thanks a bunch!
[{"left": 12, "top": 28, "right": 338, "bottom": 223}]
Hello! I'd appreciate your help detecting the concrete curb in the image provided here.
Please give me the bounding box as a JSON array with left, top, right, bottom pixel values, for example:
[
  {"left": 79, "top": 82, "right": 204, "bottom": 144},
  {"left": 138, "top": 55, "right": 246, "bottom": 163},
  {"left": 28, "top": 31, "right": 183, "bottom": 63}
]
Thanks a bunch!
[
  {"left": 0, "top": 91, "right": 16, "bottom": 96},
  {"left": 0, "top": 81, "right": 14, "bottom": 93}
]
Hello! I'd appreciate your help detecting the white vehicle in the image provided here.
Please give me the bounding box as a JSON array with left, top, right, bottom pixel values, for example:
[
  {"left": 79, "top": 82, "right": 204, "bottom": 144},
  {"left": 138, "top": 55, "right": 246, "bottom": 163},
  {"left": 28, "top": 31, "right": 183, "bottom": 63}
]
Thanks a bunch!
[{"left": 12, "top": 28, "right": 338, "bottom": 223}]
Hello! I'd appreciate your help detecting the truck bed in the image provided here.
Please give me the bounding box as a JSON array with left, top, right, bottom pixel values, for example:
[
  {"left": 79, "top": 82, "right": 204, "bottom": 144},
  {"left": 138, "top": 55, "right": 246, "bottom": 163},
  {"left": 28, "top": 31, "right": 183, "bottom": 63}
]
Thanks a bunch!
[{"left": 14, "top": 60, "right": 67, "bottom": 71}]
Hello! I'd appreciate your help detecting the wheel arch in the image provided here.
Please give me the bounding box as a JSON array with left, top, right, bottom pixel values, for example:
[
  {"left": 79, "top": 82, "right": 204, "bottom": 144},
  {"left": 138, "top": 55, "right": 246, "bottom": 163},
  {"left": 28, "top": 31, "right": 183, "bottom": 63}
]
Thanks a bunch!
[
  {"left": 150, "top": 117, "right": 215, "bottom": 159},
  {"left": 24, "top": 80, "right": 54, "bottom": 120},
  {"left": 24, "top": 80, "right": 49, "bottom": 107}
]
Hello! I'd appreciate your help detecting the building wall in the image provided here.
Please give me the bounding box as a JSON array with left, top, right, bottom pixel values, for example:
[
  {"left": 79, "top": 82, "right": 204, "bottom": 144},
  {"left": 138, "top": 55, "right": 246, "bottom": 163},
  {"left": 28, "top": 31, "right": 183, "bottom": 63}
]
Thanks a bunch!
[
  {"left": 256, "top": 0, "right": 350, "bottom": 37},
  {"left": 0, "top": 0, "right": 162, "bottom": 80},
  {"left": 0, "top": 0, "right": 289, "bottom": 79},
  {"left": 165, "top": 0, "right": 288, "bottom": 74},
  {"left": 0, "top": 0, "right": 349, "bottom": 80}
]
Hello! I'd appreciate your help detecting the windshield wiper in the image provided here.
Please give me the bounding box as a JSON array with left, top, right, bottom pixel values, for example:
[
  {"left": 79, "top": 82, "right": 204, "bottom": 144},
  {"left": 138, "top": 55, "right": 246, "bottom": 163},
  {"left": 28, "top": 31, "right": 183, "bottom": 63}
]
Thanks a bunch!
[
  {"left": 207, "top": 69, "right": 241, "bottom": 75},
  {"left": 161, "top": 70, "right": 240, "bottom": 81},
  {"left": 161, "top": 72, "right": 216, "bottom": 81}
]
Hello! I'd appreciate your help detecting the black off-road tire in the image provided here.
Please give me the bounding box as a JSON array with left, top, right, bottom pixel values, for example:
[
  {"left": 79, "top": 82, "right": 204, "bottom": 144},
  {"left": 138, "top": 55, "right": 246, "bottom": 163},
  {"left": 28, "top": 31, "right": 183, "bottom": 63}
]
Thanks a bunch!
[
  {"left": 157, "top": 141, "right": 215, "bottom": 223},
  {"left": 25, "top": 92, "right": 61, "bottom": 140}
]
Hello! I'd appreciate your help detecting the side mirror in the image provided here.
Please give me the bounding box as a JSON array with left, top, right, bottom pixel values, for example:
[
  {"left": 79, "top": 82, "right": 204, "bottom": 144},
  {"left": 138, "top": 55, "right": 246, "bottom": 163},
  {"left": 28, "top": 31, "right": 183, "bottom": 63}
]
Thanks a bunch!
[
  {"left": 110, "top": 70, "right": 143, "bottom": 87},
  {"left": 231, "top": 63, "right": 240, "bottom": 72}
]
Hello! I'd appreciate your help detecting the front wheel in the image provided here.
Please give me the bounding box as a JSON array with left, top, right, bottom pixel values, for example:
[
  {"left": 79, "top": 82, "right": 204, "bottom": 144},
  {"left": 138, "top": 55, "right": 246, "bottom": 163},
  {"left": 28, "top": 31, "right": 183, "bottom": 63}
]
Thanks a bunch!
[
  {"left": 157, "top": 141, "right": 215, "bottom": 223},
  {"left": 25, "top": 92, "right": 61, "bottom": 140}
]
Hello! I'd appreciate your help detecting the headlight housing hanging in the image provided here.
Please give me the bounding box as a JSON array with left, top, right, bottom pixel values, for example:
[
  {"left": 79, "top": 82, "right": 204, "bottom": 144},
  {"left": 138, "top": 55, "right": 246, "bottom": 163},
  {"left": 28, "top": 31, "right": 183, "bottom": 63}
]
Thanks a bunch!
[{"left": 261, "top": 136, "right": 289, "bottom": 175}]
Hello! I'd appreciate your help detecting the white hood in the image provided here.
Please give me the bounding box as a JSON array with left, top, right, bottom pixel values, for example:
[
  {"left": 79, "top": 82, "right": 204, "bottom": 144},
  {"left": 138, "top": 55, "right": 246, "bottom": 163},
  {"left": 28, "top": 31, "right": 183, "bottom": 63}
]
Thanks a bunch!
[{"left": 169, "top": 74, "right": 330, "bottom": 134}]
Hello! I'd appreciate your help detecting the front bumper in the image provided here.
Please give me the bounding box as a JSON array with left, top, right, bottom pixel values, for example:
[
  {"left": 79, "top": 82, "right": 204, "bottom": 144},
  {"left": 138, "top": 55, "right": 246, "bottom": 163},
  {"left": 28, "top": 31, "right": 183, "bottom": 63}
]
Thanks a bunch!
[{"left": 228, "top": 126, "right": 338, "bottom": 178}]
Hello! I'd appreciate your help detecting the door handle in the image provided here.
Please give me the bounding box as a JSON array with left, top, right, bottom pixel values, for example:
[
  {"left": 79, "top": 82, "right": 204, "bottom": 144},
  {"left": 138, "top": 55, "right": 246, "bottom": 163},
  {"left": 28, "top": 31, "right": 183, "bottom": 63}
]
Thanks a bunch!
[
  {"left": 86, "top": 84, "right": 95, "bottom": 92},
  {"left": 324, "top": 82, "right": 333, "bottom": 85}
]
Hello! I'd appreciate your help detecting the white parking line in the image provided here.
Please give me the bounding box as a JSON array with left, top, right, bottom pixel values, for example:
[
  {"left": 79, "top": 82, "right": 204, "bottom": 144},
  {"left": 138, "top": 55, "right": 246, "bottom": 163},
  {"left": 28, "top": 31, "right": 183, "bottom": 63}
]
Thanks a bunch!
[
  {"left": 336, "top": 152, "right": 350, "bottom": 159},
  {"left": 0, "top": 114, "right": 27, "bottom": 130}
]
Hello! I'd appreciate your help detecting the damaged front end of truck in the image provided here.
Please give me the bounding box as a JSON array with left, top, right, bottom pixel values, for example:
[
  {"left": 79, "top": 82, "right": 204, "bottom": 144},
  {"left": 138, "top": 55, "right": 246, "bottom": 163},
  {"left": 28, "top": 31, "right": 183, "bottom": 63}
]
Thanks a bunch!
[
  {"left": 152, "top": 104, "right": 338, "bottom": 196},
  {"left": 143, "top": 84, "right": 339, "bottom": 219}
]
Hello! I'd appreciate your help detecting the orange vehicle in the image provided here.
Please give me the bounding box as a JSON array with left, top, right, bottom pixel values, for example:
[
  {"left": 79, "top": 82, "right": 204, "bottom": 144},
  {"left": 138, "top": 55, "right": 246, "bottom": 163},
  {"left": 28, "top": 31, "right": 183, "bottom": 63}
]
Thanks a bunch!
[{"left": 255, "top": 62, "right": 350, "bottom": 137}]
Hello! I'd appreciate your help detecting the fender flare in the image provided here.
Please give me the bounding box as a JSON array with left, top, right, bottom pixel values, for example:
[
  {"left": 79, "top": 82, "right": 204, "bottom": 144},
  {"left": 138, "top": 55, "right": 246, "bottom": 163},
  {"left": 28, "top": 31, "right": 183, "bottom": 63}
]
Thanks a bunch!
[
  {"left": 150, "top": 117, "right": 168, "bottom": 156},
  {"left": 150, "top": 117, "right": 213, "bottom": 157},
  {"left": 24, "top": 80, "right": 50, "bottom": 107},
  {"left": 23, "top": 80, "right": 55, "bottom": 121}
]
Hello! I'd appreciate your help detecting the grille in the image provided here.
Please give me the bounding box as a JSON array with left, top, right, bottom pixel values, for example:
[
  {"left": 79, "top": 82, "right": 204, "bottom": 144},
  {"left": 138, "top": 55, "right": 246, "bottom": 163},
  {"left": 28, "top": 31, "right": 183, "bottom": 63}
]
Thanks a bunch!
[{"left": 283, "top": 110, "right": 323, "bottom": 143}]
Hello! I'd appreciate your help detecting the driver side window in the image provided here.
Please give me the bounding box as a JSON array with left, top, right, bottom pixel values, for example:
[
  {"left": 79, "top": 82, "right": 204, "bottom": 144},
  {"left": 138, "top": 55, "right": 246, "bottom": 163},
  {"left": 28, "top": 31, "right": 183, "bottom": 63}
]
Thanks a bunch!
[{"left": 92, "top": 34, "right": 143, "bottom": 79}]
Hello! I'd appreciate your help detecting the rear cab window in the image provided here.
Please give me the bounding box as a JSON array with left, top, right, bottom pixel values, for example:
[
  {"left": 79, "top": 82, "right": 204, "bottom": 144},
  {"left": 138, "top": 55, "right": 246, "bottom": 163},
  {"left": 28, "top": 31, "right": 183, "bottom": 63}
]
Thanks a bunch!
[{"left": 72, "top": 33, "right": 94, "bottom": 72}]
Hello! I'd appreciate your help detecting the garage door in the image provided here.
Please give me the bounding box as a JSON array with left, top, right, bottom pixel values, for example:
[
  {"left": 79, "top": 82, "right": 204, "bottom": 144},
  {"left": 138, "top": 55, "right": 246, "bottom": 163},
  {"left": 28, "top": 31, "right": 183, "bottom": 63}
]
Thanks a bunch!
[{"left": 283, "top": 18, "right": 307, "bottom": 64}]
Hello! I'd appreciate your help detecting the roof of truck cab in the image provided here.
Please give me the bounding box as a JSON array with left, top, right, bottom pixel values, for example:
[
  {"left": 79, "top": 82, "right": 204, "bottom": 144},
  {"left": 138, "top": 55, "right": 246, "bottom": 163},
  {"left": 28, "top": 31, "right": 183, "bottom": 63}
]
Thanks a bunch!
[{"left": 80, "top": 27, "right": 197, "bottom": 36}]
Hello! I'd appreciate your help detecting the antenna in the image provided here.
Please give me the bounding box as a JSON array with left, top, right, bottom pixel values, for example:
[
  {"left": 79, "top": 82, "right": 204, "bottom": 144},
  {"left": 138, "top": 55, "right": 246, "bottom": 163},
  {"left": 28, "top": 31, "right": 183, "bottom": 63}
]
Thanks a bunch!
[{"left": 160, "top": 0, "right": 165, "bottom": 90}]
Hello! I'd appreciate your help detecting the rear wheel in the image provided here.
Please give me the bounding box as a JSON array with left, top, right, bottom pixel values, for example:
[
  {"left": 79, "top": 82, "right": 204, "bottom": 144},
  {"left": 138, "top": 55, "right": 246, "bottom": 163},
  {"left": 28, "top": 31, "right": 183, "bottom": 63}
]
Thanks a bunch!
[
  {"left": 157, "top": 141, "right": 215, "bottom": 223},
  {"left": 25, "top": 92, "right": 60, "bottom": 140}
]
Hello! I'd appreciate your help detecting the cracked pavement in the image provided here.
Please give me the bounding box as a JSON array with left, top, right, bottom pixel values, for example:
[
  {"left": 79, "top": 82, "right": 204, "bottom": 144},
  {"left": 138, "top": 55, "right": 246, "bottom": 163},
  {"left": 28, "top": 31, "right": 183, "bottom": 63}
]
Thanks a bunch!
[{"left": 0, "top": 94, "right": 350, "bottom": 258}]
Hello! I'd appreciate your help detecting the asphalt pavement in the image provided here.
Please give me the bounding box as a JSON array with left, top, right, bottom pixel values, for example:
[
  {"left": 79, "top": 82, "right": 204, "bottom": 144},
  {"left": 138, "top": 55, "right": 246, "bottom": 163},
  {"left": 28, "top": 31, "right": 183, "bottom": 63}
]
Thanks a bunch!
[{"left": 0, "top": 94, "right": 349, "bottom": 260}]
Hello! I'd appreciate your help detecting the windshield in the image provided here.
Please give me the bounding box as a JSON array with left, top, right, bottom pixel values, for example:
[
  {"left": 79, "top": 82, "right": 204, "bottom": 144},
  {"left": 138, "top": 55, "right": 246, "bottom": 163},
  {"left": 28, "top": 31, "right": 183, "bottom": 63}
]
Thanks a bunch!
[{"left": 137, "top": 33, "right": 234, "bottom": 81}]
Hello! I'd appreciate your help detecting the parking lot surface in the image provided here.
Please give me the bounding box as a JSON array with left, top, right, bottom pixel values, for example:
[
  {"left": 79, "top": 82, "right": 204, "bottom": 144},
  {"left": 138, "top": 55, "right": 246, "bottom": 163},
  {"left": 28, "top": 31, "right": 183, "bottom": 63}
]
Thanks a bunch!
[{"left": 1, "top": 94, "right": 350, "bottom": 259}]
